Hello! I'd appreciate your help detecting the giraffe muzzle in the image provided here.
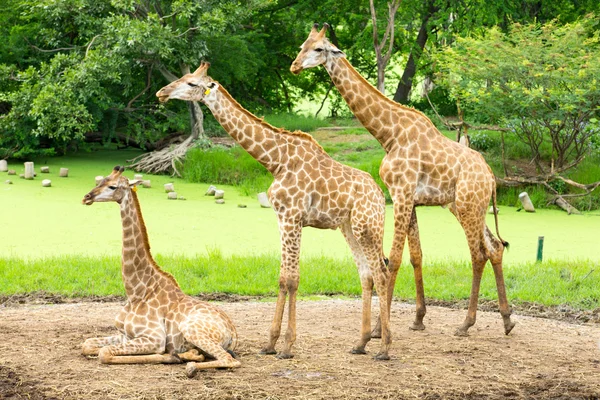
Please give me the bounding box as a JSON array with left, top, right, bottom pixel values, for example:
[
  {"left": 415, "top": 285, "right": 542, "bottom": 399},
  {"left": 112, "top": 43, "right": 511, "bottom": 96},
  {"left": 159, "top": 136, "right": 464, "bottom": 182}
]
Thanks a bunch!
[{"left": 82, "top": 193, "right": 94, "bottom": 205}]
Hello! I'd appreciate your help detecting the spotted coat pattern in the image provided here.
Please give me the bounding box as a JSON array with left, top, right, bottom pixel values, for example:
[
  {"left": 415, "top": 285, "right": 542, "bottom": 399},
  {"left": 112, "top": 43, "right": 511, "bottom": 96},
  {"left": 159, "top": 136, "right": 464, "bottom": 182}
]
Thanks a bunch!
[
  {"left": 291, "top": 24, "right": 516, "bottom": 338},
  {"left": 156, "top": 63, "right": 392, "bottom": 360},
  {"left": 81, "top": 167, "right": 240, "bottom": 377}
]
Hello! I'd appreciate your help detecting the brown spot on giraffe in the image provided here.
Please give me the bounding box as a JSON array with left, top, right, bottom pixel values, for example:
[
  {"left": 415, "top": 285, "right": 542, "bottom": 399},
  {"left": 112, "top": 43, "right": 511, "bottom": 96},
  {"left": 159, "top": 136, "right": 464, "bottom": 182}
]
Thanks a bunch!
[
  {"left": 81, "top": 166, "right": 240, "bottom": 377},
  {"left": 156, "top": 62, "right": 392, "bottom": 360},
  {"left": 291, "top": 24, "right": 515, "bottom": 338}
]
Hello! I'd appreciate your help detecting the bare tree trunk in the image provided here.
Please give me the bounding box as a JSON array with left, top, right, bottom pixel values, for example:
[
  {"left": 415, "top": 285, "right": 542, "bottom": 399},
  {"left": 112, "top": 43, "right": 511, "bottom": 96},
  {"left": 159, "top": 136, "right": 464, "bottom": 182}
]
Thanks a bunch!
[
  {"left": 370, "top": 0, "right": 402, "bottom": 94},
  {"left": 393, "top": 1, "right": 437, "bottom": 103}
]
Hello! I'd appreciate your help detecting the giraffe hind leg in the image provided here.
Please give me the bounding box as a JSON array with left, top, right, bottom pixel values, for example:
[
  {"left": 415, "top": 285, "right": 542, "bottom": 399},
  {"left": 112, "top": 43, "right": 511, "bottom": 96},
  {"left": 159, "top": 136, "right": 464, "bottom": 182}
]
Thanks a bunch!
[
  {"left": 184, "top": 339, "right": 241, "bottom": 378},
  {"left": 82, "top": 334, "right": 125, "bottom": 356},
  {"left": 97, "top": 337, "right": 180, "bottom": 364}
]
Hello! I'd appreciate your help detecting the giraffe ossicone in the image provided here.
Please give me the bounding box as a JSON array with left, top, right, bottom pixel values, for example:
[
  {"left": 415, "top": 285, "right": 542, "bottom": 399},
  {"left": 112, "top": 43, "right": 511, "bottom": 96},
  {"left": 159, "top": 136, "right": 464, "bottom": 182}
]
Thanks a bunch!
[
  {"left": 81, "top": 166, "right": 240, "bottom": 377},
  {"left": 292, "top": 23, "right": 515, "bottom": 338},
  {"left": 157, "top": 63, "right": 393, "bottom": 360}
]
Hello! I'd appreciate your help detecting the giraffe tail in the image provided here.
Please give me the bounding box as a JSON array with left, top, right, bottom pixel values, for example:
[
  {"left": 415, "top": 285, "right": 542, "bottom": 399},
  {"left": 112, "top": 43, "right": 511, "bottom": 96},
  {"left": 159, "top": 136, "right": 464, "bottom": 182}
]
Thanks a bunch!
[{"left": 492, "top": 187, "right": 509, "bottom": 249}]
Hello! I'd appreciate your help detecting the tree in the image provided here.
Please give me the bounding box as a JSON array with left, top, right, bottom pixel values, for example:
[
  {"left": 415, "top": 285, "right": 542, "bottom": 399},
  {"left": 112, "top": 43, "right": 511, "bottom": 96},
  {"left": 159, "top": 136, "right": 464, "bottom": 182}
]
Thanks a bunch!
[
  {"left": 369, "top": 0, "right": 401, "bottom": 93},
  {"left": 435, "top": 16, "right": 600, "bottom": 211}
]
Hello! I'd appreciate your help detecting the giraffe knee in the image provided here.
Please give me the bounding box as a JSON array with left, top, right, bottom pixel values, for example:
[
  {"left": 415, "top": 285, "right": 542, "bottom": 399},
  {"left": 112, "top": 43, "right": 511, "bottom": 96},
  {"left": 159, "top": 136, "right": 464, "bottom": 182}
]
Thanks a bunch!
[{"left": 98, "top": 347, "right": 113, "bottom": 364}]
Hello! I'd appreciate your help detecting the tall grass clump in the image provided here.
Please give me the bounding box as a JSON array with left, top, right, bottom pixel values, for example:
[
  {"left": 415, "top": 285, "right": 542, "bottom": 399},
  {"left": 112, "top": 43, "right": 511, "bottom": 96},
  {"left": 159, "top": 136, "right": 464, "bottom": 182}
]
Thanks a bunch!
[{"left": 182, "top": 146, "right": 272, "bottom": 193}]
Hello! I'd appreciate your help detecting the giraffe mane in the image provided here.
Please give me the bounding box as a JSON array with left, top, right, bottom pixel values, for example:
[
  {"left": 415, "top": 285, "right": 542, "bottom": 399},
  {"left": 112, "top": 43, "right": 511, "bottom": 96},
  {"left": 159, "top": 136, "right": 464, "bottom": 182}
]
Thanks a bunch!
[
  {"left": 338, "top": 58, "right": 435, "bottom": 126},
  {"left": 129, "top": 189, "right": 181, "bottom": 289},
  {"left": 216, "top": 84, "right": 327, "bottom": 153}
]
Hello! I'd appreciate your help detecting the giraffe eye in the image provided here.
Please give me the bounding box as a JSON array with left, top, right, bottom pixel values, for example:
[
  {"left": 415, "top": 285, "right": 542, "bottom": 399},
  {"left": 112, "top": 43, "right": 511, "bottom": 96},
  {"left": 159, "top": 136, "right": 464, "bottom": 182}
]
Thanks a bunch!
[
  {"left": 314, "top": 48, "right": 324, "bottom": 52},
  {"left": 208, "top": 82, "right": 216, "bottom": 89},
  {"left": 108, "top": 186, "right": 117, "bottom": 190},
  {"left": 187, "top": 82, "right": 198, "bottom": 87}
]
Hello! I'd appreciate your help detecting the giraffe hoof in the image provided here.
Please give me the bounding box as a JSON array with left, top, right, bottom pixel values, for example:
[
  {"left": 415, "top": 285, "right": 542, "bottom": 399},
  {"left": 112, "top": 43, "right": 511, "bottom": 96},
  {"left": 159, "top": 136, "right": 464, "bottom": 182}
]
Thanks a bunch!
[
  {"left": 351, "top": 347, "right": 367, "bottom": 355},
  {"left": 409, "top": 322, "right": 426, "bottom": 331},
  {"left": 259, "top": 348, "right": 277, "bottom": 355},
  {"left": 504, "top": 321, "right": 516, "bottom": 335},
  {"left": 276, "top": 352, "right": 294, "bottom": 360},
  {"left": 370, "top": 329, "right": 381, "bottom": 339},
  {"left": 454, "top": 328, "right": 469, "bottom": 337},
  {"left": 185, "top": 362, "right": 198, "bottom": 378},
  {"left": 374, "top": 352, "right": 390, "bottom": 361}
]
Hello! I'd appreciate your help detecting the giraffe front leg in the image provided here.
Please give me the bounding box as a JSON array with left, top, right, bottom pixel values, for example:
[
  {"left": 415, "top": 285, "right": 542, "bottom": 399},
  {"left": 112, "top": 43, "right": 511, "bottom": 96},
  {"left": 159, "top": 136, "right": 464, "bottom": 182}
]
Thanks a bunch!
[
  {"left": 82, "top": 335, "right": 125, "bottom": 356},
  {"left": 185, "top": 341, "right": 241, "bottom": 378},
  {"left": 407, "top": 208, "right": 426, "bottom": 331},
  {"left": 97, "top": 336, "right": 180, "bottom": 365}
]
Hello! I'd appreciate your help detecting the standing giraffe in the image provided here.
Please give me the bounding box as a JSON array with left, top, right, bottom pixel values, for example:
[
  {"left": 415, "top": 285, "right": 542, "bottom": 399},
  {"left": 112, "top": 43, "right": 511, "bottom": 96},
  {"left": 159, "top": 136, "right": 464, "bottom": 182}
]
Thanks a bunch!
[
  {"left": 81, "top": 166, "right": 240, "bottom": 377},
  {"left": 156, "top": 63, "right": 392, "bottom": 360},
  {"left": 291, "top": 24, "right": 515, "bottom": 337}
]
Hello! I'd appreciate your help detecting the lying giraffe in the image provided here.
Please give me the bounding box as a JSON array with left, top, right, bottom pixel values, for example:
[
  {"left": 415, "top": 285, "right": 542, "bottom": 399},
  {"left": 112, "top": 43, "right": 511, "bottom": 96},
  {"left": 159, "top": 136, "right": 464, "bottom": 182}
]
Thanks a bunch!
[
  {"left": 156, "top": 63, "right": 392, "bottom": 360},
  {"left": 81, "top": 166, "right": 240, "bottom": 377},
  {"left": 291, "top": 24, "right": 515, "bottom": 338}
]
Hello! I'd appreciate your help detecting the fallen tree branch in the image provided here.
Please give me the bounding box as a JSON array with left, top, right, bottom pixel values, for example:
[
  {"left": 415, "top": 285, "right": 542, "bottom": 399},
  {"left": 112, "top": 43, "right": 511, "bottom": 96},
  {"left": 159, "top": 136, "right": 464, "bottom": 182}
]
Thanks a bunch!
[{"left": 127, "top": 135, "right": 194, "bottom": 176}]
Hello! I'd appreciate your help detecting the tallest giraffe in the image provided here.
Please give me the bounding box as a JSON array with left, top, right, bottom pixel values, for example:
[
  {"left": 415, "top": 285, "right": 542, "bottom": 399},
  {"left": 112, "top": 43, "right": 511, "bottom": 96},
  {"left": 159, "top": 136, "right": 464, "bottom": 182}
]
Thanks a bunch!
[{"left": 291, "top": 23, "right": 515, "bottom": 337}]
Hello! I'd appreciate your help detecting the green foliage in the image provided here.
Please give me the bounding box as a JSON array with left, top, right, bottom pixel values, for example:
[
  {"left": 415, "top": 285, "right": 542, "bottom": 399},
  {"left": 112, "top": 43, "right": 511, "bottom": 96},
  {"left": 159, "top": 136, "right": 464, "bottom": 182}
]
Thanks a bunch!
[
  {"left": 2, "top": 254, "right": 598, "bottom": 310},
  {"left": 262, "top": 113, "right": 330, "bottom": 133},
  {"left": 435, "top": 16, "right": 600, "bottom": 173}
]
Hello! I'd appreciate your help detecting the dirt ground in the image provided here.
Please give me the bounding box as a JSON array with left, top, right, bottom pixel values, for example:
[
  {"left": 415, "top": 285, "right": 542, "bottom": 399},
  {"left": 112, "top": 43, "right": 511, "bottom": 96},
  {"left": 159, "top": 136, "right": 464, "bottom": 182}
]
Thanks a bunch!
[{"left": 1, "top": 299, "right": 599, "bottom": 400}]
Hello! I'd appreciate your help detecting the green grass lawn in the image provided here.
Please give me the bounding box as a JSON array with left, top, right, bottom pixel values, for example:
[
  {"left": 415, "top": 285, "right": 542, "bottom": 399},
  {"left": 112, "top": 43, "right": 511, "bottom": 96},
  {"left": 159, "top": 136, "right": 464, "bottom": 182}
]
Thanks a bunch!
[{"left": 1, "top": 148, "right": 599, "bottom": 308}]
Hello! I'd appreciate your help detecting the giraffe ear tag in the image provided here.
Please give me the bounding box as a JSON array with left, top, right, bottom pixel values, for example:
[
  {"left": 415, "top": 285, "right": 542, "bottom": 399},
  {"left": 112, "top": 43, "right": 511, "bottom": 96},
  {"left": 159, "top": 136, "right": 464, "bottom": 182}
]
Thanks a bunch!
[
  {"left": 204, "top": 88, "right": 211, "bottom": 95},
  {"left": 132, "top": 185, "right": 138, "bottom": 193}
]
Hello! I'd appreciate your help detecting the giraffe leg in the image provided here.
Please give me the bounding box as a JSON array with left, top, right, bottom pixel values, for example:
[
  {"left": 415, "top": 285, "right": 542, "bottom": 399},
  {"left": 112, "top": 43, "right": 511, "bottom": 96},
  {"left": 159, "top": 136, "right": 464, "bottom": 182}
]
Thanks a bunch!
[
  {"left": 407, "top": 209, "right": 426, "bottom": 331},
  {"left": 372, "top": 200, "right": 413, "bottom": 338},
  {"left": 177, "top": 348, "right": 205, "bottom": 362},
  {"left": 261, "top": 221, "right": 302, "bottom": 359},
  {"left": 485, "top": 226, "right": 516, "bottom": 335},
  {"left": 185, "top": 341, "right": 241, "bottom": 378},
  {"left": 340, "top": 222, "right": 373, "bottom": 355},
  {"left": 453, "top": 207, "right": 488, "bottom": 337},
  {"left": 97, "top": 336, "right": 180, "bottom": 364},
  {"left": 82, "top": 335, "right": 125, "bottom": 356}
]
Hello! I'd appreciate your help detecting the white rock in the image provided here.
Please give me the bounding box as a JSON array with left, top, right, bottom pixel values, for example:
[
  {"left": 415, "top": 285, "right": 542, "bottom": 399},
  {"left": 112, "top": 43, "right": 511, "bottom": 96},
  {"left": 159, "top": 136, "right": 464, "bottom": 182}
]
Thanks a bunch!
[
  {"left": 24, "top": 162, "right": 34, "bottom": 180},
  {"left": 5, "top": 180, "right": 12, "bottom": 184},
  {"left": 214, "top": 189, "right": 225, "bottom": 199},
  {"left": 488, "top": 206, "right": 499, "bottom": 214},
  {"left": 215, "top": 199, "right": 225, "bottom": 204},
  {"left": 41, "top": 166, "right": 50, "bottom": 173},
  {"left": 7, "top": 170, "right": 16, "bottom": 175},
  {"left": 95, "top": 176, "right": 104, "bottom": 185},
  {"left": 519, "top": 192, "right": 536, "bottom": 213},
  {"left": 167, "top": 192, "right": 178, "bottom": 200},
  {"left": 164, "top": 183, "right": 175, "bottom": 193},
  {"left": 257, "top": 192, "right": 271, "bottom": 208},
  {"left": 42, "top": 179, "right": 51, "bottom": 187},
  {"left": 142, "top": 180, "right": 151, "bottom": 188},
  {"left": 205, "top": 185, "right": 217, "bottom": 196},
  {"left": 0, "top": 160, "right": 7, "bottom": 172},
  {"left": 59, "top": 168, "right": 69, "bottom": 177},
  {"left": 134, "top": 174, "right": 143, "bottom": 180}
]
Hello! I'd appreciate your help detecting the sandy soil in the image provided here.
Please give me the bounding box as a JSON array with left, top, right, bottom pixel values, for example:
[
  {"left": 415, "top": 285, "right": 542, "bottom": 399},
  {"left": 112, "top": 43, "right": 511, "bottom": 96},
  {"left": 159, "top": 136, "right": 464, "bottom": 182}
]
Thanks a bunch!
[{"left": 0, "top": 299, "right": 599, "bottom": 400}]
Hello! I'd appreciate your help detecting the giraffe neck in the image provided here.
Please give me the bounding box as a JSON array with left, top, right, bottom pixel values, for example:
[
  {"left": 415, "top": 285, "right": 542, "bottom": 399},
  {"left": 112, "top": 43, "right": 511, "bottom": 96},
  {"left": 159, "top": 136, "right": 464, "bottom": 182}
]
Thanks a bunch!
[
  {"left": 324, "top": 57, "right": 433, "bottom": 151},
  {"left": 119, "top": 190, "right": 180, "bottom": 301},
  {"left": 203, "top": 86, "right": 285, "bottom": 175}
]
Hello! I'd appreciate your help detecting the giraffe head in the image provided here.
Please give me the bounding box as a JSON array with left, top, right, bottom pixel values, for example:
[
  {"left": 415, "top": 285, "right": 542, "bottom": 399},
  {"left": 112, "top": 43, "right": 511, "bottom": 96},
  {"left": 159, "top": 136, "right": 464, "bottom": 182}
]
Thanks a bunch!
[
  {"left": 82, "top": 166, "right": 141, "bottom": 205},
  {"left": 290, "top": 23, "right": 345, "bottom": 75},
  {"left": 156, "top": 62, "right": 220, "bottom": 104}
]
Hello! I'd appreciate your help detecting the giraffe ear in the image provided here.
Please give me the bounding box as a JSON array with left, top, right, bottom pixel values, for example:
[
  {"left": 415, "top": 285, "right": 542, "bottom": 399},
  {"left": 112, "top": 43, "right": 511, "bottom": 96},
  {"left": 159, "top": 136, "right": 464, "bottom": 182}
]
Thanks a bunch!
[
  {"left": 310, "top": 23, "right": 319, "bottom": 36},
  {"left": 316, "top": 22, "right": 329, "bottom": 39},
  {"left": 128, "top": 179, "right": 143, "bottom": 188}
]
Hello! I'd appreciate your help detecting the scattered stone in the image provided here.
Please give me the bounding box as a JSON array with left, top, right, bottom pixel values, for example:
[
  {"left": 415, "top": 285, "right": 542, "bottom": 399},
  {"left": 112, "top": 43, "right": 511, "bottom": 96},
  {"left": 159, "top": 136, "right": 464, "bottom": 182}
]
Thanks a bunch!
[
  {"left": 40, "top": 166, "right": 50, "bottom": 173},
  {"left": 59, "top": 168, "right": 69, "bottom": 177},
  {"left": 134, "top": 174, "right": 143, "bottom": 180},
  {"left": 167, "top": 192, "right": 178, "bottom": 200},
  {"left": 41, "top": 179, "right": 51, "bottom": 187},
  {"left": 488, "top": 206, "right": 499, "bottom": 214},
  {"left": 519, "top": 192, "right": 536, "bottom": 213},
  {"left": 214, "top": 189, "right": 225, "bottom": 199},
  {"left": 95, "top": 176, "right": 104, "bottom": 185},
  {"left": 7, "top": 170, "right": 16, "bottom": 175},
  {"left": 24, "top": 162, "right": 34, "bottom": 180},
  {"left": 142, "top": 180, "right": 151, "bottom": 188},
  {"left": 205, "top": 185, "right": 217, "bottom": 196},
  {"left": 178, "top": 196, "right": 186, "bottom": 201},
  {"left": 215, "top": 199, "right": 225, "bottom": 204},
  {"left": 19, "top": 174, "right": 24, "bottom": 179},
  {"left": 164, "top": 183, "right": 175, "bottom": 193},
  {"left": 0, "top": 160, "right": 7, "bottom": 172},
  {"left": 5, "top": 180, "right": 12, "bottom": 184},
  {"left": 257, "top": 192, "right": 271, "bottom": 208},
  {"left": 238, "top": 204, "right": 247, "bottom": 208}
]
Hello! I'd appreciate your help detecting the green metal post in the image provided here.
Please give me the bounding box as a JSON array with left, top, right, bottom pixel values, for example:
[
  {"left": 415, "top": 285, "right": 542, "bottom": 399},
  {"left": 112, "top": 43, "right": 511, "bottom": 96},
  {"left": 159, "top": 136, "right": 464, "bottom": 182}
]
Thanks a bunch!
[{"left": 536, "top": 236, "right": 544, "bottom": 262}]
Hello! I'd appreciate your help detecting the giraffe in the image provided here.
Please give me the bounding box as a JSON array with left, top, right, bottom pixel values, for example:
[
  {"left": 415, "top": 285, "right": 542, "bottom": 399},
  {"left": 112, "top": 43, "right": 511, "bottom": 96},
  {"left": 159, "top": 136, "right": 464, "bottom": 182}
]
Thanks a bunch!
[
  {"left": 291, "top": 24, "right": 516, "bottom": 338},
  {"left": 156, "top": 63, "right": 392, "bottom": 360},
  {"left": 81, "top": 166, "right": 240, "bottom": 377}
]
